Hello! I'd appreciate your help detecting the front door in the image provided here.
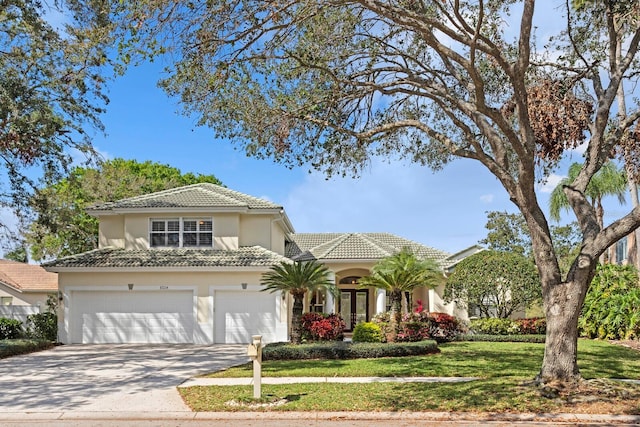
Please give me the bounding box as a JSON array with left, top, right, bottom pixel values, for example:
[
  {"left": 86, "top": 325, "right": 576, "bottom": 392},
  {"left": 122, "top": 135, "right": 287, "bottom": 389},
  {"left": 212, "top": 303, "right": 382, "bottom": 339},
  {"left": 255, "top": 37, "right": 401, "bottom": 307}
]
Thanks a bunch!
[{"left": 340, "top": 290, "right": 368, "bottom": 331}]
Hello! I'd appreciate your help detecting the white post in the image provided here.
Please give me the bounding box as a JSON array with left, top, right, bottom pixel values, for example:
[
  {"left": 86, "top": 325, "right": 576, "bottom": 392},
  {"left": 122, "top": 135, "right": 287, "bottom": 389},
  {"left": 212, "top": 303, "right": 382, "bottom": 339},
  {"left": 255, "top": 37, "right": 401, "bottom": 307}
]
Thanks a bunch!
[
  {"left": 376, "top": 288, "right": 386, "bottom": 314},
  {"left": 325, "top": 271, "right": 336, "bottom": 314},
  {"left": 247, "top": 335, "right": 262, "bottom": 399}
]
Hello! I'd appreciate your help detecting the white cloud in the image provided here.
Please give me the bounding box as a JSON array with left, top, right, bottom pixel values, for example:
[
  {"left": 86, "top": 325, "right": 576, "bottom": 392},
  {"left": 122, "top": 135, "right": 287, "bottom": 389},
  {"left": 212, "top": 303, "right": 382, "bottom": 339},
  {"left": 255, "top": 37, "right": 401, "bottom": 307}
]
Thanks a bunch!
[
  {"left": 480, "top": 194, "right": 494, "bottom": 204},
  {"left": 538, "top": 173, "right": 565, "bottom": 193}
]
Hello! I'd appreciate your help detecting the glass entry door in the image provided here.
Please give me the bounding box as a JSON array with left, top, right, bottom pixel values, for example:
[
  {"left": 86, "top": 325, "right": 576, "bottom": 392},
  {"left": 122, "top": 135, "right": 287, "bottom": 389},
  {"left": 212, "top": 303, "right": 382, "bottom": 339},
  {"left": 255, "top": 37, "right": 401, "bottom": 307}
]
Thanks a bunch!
[{"left": 340, "top": 290, "right": 368, "bottom": 331}]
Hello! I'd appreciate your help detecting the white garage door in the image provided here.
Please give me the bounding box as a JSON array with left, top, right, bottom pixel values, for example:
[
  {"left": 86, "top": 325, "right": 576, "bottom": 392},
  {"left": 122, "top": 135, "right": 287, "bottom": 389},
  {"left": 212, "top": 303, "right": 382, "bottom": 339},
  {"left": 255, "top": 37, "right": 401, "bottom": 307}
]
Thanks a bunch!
[
  {"left": 214, "top": 291, "right": 276, "bottom": 344},
  {"left": 71, "top": 291, "right": 194, "bottom": 344}
]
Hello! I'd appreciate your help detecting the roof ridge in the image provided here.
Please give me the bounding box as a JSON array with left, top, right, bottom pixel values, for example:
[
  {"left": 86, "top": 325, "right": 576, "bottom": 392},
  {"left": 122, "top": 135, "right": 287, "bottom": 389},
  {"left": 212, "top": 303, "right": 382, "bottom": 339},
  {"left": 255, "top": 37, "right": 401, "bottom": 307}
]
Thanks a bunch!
[
  {"left": 357, "top": 233, "right": 399, "bottom": 257},
  {"left": 310, "top": 233, "right": 353, "bottom": 259},
  {"left": 89, "top": 183, "right": 282, "bottom": 211}
]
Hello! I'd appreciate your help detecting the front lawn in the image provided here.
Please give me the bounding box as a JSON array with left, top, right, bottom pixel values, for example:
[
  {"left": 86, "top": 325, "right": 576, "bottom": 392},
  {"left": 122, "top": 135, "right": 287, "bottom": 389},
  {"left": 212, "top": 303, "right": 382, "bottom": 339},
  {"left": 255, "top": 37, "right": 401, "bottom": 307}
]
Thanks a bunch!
[{"left": 179, "top": 340, "right": 640, "bottom": 413}]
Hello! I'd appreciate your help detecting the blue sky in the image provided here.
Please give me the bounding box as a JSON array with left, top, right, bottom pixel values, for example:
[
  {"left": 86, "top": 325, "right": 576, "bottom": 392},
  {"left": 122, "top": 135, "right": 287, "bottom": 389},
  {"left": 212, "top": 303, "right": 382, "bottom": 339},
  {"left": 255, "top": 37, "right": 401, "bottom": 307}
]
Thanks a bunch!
[
  {"left": 4, "top": 2, "right": 634, "bottom": 259},
  {"left": 86, "top": 61, "right": 559, "bottom": 255}
]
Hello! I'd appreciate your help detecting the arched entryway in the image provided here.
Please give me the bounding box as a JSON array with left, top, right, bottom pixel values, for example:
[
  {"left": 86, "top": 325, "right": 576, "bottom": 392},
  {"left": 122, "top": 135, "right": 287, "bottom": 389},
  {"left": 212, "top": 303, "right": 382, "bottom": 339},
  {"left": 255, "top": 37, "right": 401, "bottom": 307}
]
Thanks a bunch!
[{"left": 338, "top": 275, "right": 368, "bottom": 331}]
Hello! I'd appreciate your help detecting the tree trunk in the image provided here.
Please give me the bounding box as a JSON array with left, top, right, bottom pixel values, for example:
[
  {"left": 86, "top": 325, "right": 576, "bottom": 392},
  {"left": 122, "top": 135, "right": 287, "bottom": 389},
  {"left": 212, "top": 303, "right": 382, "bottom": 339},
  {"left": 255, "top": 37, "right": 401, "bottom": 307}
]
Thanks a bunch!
[
  {"left": 524, "top": 198, "right": 596, "bottom": 385},
  {"left": 387, "top": 290, "right": 402, "bottom": 342},
  {"left": 538, "top": 282, "right": 584, "bottom": 382},
  {"left": 290, "top": 295, "right": 304, "bottom": 344},
  {"left": 627, "top": 179, "right": 639, "bottom": 269},
  {"left": 538, "top": 264, "right": 593, "bottom": 383}
]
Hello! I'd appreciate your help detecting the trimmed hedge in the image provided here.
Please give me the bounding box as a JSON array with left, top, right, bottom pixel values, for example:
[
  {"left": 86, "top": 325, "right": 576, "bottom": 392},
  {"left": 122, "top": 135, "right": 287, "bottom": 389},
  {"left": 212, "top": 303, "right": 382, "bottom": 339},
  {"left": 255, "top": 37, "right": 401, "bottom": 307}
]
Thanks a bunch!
[
  {"left": 457, "top": 333, "right": 546, "bottom": 343},
  {"left": 469, "top": 317, "right": 546, "bottom": 335},
  {"left": 0, "top": 339, "right": 55, "bottom": 359},
  {"left": 262, "top": 340, "right": 439, "bottom": 360}
]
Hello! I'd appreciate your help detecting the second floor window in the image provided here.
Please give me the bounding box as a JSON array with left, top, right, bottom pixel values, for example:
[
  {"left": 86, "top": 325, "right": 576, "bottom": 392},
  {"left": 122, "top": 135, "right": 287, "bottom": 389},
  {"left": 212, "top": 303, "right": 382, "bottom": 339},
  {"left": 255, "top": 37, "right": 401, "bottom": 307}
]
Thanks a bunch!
[{"left": 150, "top": 218, "right": 213, "bottom": 248}]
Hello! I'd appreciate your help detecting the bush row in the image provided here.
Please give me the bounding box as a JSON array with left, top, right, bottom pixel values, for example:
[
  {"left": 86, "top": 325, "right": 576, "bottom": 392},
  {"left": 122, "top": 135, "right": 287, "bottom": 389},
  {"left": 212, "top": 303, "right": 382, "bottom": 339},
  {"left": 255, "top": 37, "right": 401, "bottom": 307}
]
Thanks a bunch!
[
  {"left": 457, "top": 333, "right": 546, "bottom": 343},
  {"left": 0, "top": 339, "right": 56, "bottom": 359},
  {"left": 469, "top": 317, "right": 546, "bottom": 335},
  {"left": 0, "top": 313, "right": 58, "bottom": 342},
  {"left": 262, "top": 340, "right": 439, "bottom": 360},
  {"left": 371, "top": 311, "right": 464, "bottom": 343}
]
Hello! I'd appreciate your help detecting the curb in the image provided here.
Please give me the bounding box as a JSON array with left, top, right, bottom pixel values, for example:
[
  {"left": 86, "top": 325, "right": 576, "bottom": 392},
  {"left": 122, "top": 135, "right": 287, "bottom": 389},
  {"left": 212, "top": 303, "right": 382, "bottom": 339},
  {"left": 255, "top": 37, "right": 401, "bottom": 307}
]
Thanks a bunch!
[
  {"left": 180, "top": 376, "right": 479, "bottom": 387},
  {"left": 2, "top": 410, "right": 640, "bottom": 424}
]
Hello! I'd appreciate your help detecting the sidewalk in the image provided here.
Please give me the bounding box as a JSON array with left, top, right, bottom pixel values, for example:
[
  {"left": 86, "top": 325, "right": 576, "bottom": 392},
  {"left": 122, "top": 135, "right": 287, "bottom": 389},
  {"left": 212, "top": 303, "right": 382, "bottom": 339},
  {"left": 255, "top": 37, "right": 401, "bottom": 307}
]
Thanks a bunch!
[{"left": 180, "top": 376, "right": 480, "bottom": 386}]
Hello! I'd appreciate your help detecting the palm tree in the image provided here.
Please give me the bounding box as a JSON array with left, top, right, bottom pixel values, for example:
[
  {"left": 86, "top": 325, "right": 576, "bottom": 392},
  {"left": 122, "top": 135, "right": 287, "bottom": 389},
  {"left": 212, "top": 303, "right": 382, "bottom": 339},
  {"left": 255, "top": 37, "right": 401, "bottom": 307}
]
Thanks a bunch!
[
  {"left": 357, "top": 248, "right": 444, "bottom": 341},
  {"left": 261, "top": 260, "right": 338, "bottom": 344},
  {"left": 550, "top": 161, "right": 627, "bottom": 229}
]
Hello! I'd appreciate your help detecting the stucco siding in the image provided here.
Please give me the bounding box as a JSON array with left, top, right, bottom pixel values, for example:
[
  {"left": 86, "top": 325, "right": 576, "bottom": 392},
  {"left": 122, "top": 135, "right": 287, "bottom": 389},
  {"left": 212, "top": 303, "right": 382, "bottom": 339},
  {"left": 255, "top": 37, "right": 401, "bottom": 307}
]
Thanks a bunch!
[
  {"left": 0, "top": 286, "right": 52, "bottom": 307},
  {"left": 213, "top": 214, "right": 240, "bottom": 250},
  {"left": 98, "top": 216, "right": 124, "bottom": 248},
  {"left": 124, "top": 214, "right": 149, "bottom": 249},
  {"left": 239, "top": 215, "right": 272, "bottom": 250}
]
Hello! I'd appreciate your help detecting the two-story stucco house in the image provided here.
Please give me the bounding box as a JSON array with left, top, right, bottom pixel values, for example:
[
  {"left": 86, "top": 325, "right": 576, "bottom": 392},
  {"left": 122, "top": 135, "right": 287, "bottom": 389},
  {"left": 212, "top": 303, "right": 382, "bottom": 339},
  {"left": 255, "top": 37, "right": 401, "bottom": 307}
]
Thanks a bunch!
[{"left": 44, "top": 183, "right": 476, "bottom": 345}]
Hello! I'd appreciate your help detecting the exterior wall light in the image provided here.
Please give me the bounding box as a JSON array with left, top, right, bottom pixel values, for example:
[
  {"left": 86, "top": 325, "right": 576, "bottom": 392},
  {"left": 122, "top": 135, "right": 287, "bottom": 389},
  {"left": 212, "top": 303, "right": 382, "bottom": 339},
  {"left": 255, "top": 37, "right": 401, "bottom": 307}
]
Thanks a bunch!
[
  {"left": 241, "top": 283, "right": 248, "bottom": 290},
  {"left": 128, "top": 283, "right": 134, "bottom": 290}
]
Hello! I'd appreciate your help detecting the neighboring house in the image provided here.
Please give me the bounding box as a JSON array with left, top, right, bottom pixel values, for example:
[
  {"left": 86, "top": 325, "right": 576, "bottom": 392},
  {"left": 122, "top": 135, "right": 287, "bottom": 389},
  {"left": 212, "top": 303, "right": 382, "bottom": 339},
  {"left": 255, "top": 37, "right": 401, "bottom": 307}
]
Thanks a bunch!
[
  {"left": 44, "top": 183, "right": 478, "bottom": 345},
  {"left": 0, "top": 260, "right": 58, "bottom": 323}
]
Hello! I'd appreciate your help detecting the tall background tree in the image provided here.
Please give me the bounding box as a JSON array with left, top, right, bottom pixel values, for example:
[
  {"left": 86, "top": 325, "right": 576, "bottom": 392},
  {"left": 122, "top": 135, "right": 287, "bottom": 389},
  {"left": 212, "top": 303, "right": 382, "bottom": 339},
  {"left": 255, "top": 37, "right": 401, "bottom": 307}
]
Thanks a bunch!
[
  {"left": 117, "top": 1, "right": 640, "bottom": 385},
  {"left": 445, "top": 250, "right": 541, "bottom": 319},
  {"left": 1, "top": 0, "right": 115, "bottom": 218},
  {"left": 25, "top": 158, "right": 222, "bottom": 261},
  {"left": 480, "top": 211, "right": 580, "bottom": 274}
]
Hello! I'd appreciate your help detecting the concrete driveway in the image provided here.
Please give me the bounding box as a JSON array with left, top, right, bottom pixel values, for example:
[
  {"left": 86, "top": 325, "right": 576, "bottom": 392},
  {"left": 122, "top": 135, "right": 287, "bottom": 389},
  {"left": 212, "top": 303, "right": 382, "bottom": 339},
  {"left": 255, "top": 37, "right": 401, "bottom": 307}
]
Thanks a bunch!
[{"left": 0, "top": 344, "right": 248, "bottom": 413}]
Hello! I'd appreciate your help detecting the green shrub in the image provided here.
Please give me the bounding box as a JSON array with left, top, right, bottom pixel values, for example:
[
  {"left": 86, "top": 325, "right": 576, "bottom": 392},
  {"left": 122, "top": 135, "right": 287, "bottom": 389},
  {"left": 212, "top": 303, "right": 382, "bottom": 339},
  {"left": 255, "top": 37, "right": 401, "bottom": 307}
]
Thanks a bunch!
[
  {"left": 579, "top": 264, "right": 640, "bottom": 340},
  {"left": 469, "top": 318, "right": 519, "bottom": 335},
  {"left": 457, "top": 333, "right": 545, "bottom": 343},
  {"left": 0, "top": 339, "right": 55, "bottom": 358},
  {"left": 262, "top": 340, "right": 439, "bottom": 360},
  {"left": 26, "top": 312, "right": 57, "bottom": 342},
  {"left": 0, "top": 318, "right": 24, "bottom": 340},
  {"left": 352, "top": 322, "right": 384, "bottom": 343}
]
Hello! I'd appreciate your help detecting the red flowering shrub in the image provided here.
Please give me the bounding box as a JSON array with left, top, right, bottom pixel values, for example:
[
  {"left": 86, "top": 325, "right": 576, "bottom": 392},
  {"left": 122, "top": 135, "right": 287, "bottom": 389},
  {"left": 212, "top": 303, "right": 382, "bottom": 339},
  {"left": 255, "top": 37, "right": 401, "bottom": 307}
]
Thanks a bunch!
[
  {"left": 516, "top": 317, "right": 546, "bottom": 334},
  {"left": 389, "top": 311, "right": 463, "bottom": 343},
  {"left": 427, "top": 312, "right": 463, "bottom": 343},
  {"left": 301, "top": 312, "right": 345, "bottom": 341}
]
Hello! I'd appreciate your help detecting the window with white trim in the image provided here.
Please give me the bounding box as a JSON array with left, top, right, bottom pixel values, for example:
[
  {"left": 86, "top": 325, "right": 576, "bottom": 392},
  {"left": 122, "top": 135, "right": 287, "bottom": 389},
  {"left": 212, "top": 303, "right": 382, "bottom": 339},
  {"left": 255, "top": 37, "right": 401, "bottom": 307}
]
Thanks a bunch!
[{"left": 149, "top": 218, "right": 213, "bottom": 248}]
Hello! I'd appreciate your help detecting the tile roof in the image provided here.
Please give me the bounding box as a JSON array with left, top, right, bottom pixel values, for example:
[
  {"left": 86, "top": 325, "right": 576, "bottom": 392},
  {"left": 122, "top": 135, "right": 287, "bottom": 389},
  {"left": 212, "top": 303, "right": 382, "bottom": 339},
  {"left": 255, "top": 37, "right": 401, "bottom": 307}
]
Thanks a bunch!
[
  {"left": 43, "top": 247, "right": 291, "bottom": 269},
  {"left": 89, "top": 183, "right": 282, "bottom": 211},
  {"left": 286, "top": 233, "right": 451, "bottom": 265},
  {"left": 0, "top": 260, "right": 58, "bottom": 292}
]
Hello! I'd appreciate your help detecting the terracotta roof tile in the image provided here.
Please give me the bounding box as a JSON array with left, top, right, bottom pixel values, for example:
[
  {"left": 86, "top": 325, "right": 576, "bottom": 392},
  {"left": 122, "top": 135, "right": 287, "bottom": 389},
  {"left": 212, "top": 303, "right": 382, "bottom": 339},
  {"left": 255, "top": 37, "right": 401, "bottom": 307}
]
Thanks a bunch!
[{"left": 0, "top": 260, "right": 58, "bottom": 292}]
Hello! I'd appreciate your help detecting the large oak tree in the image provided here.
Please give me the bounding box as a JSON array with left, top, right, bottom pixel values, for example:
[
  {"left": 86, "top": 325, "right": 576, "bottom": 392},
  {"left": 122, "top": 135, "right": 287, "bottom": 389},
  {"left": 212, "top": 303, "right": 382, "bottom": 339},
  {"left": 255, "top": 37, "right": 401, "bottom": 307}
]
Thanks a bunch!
[
  {"left": 117, "top": 1, "right": 640, "bottom": 385},
  {"left": 1, "top": 0, "right": 115, "bottom": 212}
]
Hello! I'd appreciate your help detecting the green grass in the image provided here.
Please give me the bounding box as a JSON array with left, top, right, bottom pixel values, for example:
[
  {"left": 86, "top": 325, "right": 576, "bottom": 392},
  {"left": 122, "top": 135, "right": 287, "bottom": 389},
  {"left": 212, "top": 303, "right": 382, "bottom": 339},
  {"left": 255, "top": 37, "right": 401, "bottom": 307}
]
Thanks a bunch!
[
  {"left": 0, "top": 339, "right": 55, "bottom": 359},
  {"left": 181, "top": 340, "right": 640, "bottom": 413}
]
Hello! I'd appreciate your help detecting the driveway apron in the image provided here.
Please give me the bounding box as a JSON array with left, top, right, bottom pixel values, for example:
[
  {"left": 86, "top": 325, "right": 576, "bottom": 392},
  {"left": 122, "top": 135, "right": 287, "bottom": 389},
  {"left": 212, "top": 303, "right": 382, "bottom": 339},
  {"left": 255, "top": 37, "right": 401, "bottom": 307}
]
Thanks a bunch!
[{"left": 0, "top": 344, "right": 248, "bottom": 413}]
